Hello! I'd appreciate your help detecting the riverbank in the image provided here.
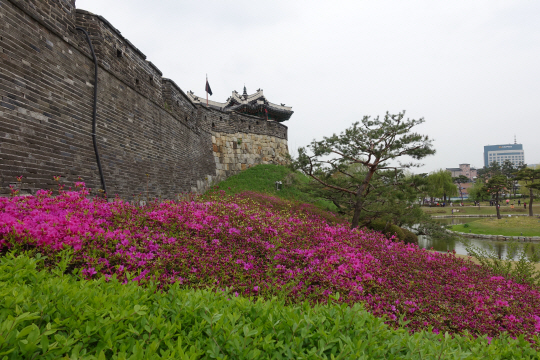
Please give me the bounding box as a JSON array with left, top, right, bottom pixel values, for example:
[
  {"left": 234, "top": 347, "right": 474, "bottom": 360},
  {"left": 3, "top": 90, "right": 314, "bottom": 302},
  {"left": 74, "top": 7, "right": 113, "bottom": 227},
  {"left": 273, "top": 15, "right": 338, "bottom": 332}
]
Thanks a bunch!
[{"left": 452, "top": 253, "right": 540, "bottom": 272}]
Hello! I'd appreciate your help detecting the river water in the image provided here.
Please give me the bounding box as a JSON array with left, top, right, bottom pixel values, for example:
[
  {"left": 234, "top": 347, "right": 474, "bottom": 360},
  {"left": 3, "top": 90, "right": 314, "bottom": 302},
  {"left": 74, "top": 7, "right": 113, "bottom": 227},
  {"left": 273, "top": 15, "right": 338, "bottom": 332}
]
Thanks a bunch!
[{"left": 416, "top": 217, "right": 539, "bottom": 260}]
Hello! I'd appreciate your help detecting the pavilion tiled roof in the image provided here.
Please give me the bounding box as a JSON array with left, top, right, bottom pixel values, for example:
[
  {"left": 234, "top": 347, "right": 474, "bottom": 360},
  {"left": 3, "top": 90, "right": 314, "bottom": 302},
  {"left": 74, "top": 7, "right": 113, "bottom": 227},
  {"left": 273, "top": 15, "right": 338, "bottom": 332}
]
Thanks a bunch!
[{"left": 187, "top": 88, "right": 293, "bottom": 122}]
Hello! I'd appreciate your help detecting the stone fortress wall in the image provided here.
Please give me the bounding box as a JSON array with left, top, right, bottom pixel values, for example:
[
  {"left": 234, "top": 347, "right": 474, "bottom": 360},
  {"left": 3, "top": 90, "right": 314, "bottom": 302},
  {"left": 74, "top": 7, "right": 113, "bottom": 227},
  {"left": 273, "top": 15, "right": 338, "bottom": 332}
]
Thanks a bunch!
[{"left": 0, "top": 0, "right": 289, "bottom": 198}]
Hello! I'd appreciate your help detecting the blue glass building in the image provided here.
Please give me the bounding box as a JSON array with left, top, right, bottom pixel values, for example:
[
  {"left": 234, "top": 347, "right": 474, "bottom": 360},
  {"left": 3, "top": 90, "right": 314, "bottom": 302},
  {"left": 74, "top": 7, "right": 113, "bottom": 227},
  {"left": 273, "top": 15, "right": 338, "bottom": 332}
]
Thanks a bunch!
[{"left": 483, "top": 144, "right": 525, "bottom": 167}]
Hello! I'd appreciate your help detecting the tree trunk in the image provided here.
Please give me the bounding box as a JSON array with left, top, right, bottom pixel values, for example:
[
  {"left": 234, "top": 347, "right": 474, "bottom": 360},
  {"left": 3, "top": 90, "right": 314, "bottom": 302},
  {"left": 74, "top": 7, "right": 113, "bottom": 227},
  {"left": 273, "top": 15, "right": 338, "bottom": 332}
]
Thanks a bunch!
[
  {"left": 496, "top": 193, "right": 501, "bottom": 219},
  {"left": 530, "top": 188, "right": 534, "bottom": 217},
  {"left": 351, "top": 168, "right": 377, "bottom": 229}
]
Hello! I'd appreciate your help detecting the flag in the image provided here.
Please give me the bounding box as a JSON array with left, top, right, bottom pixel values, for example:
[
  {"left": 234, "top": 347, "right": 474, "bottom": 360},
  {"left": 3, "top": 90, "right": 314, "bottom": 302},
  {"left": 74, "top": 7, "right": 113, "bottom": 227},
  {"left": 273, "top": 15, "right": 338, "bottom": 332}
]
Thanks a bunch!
[{"left": 205, "top": 79, "right": 213, "bottom": 96}]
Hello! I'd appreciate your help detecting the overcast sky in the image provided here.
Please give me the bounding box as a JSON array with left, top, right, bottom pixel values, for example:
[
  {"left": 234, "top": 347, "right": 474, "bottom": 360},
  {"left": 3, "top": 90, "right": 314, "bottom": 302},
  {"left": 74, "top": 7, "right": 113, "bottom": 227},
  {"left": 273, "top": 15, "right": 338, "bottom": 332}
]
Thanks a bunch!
[{"left": 77, "top": 0, "right": 540, "bottom": 173}]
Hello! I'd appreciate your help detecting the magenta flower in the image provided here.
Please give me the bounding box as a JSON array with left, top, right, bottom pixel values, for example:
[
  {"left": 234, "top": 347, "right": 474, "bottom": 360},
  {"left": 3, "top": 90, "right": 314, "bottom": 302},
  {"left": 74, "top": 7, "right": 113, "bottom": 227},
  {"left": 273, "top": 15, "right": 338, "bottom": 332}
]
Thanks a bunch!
[{"left": 82, "top": 267, "right": 97, "bottom": 277}]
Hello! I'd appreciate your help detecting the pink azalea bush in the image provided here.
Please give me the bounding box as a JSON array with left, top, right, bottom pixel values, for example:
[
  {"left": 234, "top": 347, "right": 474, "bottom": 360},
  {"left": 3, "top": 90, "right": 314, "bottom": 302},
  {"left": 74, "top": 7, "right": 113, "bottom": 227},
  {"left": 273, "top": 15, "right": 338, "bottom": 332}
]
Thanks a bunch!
[{"left": 1, "top": 186, "right": 540, "bottom": 343}]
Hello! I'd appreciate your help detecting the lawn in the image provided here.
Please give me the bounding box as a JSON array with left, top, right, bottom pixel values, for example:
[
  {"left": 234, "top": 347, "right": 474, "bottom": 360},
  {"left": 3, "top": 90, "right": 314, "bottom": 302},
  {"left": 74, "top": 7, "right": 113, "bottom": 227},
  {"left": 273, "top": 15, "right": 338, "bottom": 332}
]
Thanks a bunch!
[
  {"left": 423, "top": 204, "right": 539, "bottom": 216},
  {"left": 451, "top": 216, "right": 540, "bottom": 236}
]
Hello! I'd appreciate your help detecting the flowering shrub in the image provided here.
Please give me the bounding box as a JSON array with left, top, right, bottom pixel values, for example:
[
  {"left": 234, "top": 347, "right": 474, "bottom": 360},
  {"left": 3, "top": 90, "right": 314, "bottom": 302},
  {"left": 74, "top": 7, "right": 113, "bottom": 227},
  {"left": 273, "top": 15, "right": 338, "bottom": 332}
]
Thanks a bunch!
[
  {"left": 2, "top": 253, "right": 538, "bottom": 359},
  {"left": 1, "top": 187, "right": 540, "bottom": 343},
  {"left": 229, "top": 190, "right": 348, "bottom": 226}
]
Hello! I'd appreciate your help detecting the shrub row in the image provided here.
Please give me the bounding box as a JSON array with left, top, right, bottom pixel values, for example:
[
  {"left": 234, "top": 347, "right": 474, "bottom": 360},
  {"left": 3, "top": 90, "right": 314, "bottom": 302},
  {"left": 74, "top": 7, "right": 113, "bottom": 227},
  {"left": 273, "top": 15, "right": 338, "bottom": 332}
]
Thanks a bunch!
[
  {"left": 2, "top": 189, "right": 540, "bottom": 342},
  {"left": 1, "top": 253, "right": 538, "bottom": 359}
]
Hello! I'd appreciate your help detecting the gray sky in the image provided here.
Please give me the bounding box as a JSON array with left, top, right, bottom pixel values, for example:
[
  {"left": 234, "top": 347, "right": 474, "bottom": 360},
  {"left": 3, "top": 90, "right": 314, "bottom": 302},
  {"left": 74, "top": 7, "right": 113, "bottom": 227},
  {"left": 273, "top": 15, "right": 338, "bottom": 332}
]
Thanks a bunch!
[{"left": 77, "top": 0, "right": 540, "bottom": 173}]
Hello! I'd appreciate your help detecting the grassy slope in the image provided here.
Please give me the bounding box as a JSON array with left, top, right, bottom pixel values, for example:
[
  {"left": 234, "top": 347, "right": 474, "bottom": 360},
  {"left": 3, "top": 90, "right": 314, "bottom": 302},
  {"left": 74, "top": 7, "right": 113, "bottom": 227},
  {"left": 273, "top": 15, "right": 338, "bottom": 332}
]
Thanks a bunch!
[
  {"left": 451, "top": 216, "right": 540, "bottom": 236},
  {"left": 207, "top": 164, "right": 338, "bottom": 212}
]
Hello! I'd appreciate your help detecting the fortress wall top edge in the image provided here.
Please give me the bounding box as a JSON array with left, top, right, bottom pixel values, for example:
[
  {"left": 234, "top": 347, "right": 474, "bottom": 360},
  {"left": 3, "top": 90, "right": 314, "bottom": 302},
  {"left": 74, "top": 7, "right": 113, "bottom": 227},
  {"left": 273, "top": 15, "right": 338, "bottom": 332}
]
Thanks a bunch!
[{"left": 5, "top": 0, "right": 289, "bottom": 141}]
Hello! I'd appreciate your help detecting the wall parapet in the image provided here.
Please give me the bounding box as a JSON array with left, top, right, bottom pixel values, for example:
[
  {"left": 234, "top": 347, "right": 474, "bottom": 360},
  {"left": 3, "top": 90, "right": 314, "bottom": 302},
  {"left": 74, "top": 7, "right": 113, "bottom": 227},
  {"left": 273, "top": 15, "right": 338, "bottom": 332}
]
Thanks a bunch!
[
  {"left": 75, "top": 9, "right": 164, "bottom": 104},
  {"left": 7, "top": 0, "right": 77, "bottom": 41},
  {"left": 201, "top": 108, "right": 288, "bottom": 140}
]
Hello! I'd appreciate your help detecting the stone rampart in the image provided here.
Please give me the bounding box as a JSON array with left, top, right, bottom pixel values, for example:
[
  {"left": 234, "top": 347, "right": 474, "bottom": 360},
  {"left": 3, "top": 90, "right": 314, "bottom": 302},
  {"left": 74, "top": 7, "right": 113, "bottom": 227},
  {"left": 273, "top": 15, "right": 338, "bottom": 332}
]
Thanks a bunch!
[{"left": 0, "top": 0, "right": 289, "bottom": 198}]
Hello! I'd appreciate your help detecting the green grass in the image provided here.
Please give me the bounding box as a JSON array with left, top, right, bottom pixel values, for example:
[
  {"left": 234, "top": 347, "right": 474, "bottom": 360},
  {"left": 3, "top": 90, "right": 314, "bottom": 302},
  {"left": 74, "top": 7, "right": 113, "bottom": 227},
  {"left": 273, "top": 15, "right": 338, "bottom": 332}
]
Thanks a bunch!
[
  {"left": 452, "top": 216, "right": 540, "bottom": 236},
  {"left": 423, "top": 204, "right": 538, "bottom": 216},
  {"left": 207, "top": 164, "right": 338, "bottom": 212}
]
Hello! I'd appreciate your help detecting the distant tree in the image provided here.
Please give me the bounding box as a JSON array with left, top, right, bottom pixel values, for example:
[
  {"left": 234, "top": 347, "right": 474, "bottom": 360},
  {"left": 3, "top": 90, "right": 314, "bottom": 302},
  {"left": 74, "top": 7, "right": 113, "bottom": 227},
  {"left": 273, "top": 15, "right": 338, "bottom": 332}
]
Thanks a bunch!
[
  {"left": 426, "top": 170, "right": 457, "bottom": 203},
  {"left": 452, "top": 175, "right": 470, "bottom": 202},
  {"left": 294, "top": 111, "right": 435, "bottom": 229},
  {"left": 484, "top": 175, "right": 508, "bottom": 219},
  {"left": 467, "top": 180, "right": 489, "bottom": 202},
  {"left": 452, "top": 175, "right": 470, "bottom": 184},
  {"left": 500, "top": 159, "right": 527, "bottom": 199},
  {"left": 515, "top": 168, "right": 540, "bottom": 217},
  {"left": 477, "top": 161, "right": 502, "bottom": 182}
]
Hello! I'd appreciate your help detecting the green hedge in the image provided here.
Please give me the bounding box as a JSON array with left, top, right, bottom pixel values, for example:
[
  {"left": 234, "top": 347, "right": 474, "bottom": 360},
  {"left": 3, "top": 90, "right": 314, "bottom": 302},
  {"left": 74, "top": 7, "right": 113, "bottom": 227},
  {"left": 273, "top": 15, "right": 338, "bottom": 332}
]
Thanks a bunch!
[
  {"left": 366, "top": 220, "right": 404, "bottom": 241},
  {"left": 400, "top": 227, "right": 419, "bottom": 244},
  {"left": 0, "top": 253, "right": 538, "bottom": 359}
]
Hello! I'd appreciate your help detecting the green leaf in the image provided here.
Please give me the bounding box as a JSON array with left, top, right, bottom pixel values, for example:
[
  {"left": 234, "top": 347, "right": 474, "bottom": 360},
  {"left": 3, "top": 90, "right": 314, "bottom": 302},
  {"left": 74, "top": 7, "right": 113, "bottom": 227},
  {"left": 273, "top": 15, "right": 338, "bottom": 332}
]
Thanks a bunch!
[
  {"left": 0, "top": 349, "right": 15, "bottom": 357},
  {"left": 41, "top": 334, "right": 49, "bottom": 354},
  {"left": 243, "top": 326, "right": 258, "bottom": 338},
  {"left": 16, "top": 324, "right": 38, "bottom": 339},
  {"left": 97, "top": 350, "right": 107, "bottom": 360}
]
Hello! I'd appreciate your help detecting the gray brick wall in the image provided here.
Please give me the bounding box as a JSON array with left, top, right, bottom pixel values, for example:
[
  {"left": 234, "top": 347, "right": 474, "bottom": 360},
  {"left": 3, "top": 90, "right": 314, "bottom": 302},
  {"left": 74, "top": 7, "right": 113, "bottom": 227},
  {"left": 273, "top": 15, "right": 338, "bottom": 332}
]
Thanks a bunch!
[{"left": 0, "top": 0, "right": 289, "bottom": 199}]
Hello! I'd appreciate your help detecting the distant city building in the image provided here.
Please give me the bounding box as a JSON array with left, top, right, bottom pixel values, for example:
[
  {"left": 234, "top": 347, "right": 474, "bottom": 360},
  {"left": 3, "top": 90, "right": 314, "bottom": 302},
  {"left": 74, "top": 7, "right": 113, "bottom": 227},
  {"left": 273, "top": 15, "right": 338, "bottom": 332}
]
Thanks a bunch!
[
  {"left": 445, "top": 164, "right": 477, "bottom": 181},
  {"left": 483, "top": 144, "right": 525, "bottom": 167}
]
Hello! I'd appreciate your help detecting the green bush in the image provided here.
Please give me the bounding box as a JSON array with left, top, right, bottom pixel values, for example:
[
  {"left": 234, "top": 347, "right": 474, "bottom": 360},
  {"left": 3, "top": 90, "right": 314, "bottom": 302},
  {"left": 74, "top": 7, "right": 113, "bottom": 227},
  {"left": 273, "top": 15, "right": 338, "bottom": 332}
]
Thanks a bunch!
[
  {"left": 389, "top": 224, "right": 405, "bottom": 241},
  {"left": 400, "top": 227, "right": 419, "bottom": 245},
  {"left": 367, "top": 221, "right": 418, "bottom": 244},
  {"left": 367, "top": 220, "right": 406, "bottom": 242},
  {"left": 1, "top": 253, "right": 538, "bottom": 359}
]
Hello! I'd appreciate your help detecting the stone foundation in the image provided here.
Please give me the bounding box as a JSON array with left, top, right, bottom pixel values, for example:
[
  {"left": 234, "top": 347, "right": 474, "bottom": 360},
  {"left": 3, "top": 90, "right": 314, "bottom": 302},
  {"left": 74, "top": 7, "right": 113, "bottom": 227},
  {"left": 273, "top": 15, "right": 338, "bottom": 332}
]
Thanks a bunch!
[{"left": 212, "top": 132, "right": 288, "bottom": 181}]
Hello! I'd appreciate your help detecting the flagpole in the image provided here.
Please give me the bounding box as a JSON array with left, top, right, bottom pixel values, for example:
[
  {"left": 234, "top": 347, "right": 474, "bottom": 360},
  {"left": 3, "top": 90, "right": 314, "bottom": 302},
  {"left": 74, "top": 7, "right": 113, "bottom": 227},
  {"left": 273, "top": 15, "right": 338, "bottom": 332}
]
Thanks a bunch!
[{"left": 206, "top": 74, "right": 208, "bottom": 107}]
